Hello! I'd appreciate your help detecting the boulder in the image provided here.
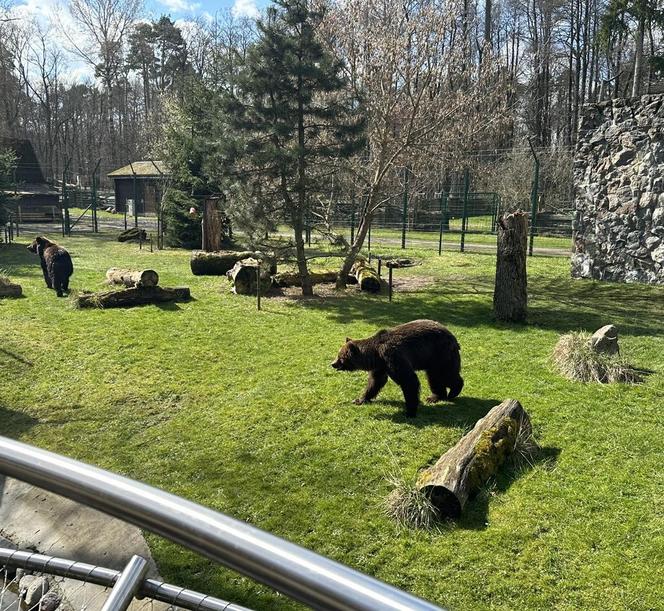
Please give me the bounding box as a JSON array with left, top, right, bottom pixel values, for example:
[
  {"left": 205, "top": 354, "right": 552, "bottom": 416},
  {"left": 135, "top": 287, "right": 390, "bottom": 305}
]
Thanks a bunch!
[{"left": 590, "top": 325, "right": 619, "bottom": 355}]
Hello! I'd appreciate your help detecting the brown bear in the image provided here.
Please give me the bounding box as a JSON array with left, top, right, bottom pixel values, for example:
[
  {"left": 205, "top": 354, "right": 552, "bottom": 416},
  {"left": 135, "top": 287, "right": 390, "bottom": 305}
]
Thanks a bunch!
[
  {"left": 27, "top": 236, "right": 74, "bottom": 297},
  {"left": 331, "top": 319, "right": 463, "bottom": 417}
]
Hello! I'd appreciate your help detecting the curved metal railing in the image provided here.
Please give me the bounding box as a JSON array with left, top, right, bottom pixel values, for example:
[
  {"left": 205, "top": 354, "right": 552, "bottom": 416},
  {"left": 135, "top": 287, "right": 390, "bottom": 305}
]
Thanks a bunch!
[{"left": 0, "top": 436, "right": 442, "bottom": 611}]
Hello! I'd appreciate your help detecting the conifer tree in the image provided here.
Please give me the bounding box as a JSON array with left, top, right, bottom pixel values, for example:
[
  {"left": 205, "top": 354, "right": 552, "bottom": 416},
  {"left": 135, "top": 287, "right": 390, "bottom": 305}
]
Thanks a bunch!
[{"left": 224, "top": 0, "right": 364, "bottom": 295}]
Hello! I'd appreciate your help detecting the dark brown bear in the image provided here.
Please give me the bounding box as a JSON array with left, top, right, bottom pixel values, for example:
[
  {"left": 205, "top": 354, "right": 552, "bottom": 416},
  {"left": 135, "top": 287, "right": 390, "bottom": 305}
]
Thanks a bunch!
[
  {"left": 27, "top": 236, "right": 74, "bottom": 297},
  {"left": 331, "top": 319, "right": 463, "bottom": 417}
]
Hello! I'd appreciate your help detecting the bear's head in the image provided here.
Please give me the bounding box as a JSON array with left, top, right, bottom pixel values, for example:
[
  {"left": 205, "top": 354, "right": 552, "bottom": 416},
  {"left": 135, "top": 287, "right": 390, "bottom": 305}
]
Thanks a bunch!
[
  {"left": 27, "top": 236, "right": 55, "bottom": 254},
  {"left": 331, "top": 338, "right": 362, "bottom": 371}
]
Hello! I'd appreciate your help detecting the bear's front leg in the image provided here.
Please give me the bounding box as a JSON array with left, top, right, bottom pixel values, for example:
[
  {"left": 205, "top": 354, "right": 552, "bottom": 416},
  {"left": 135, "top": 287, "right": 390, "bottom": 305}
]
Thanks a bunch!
[
  {"left": 40, "top": 259, "right": 52, "bottom": 288},
  {"left": 354, "top": 369, "right": 388, "bottom": 405}
]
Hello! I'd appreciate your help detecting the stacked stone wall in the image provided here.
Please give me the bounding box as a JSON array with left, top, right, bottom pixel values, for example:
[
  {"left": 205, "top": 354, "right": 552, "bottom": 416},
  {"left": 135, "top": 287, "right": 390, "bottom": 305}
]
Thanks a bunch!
[{"left": 573, "top": 95, "right": 664, "bottom": 284}]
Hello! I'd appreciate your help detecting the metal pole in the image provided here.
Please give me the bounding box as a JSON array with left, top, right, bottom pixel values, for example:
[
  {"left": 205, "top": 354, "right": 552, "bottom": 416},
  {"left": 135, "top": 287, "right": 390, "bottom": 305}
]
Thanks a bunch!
[
  {"left": 0, "top": 435, "right": 442, "bottom": 611},
  {"left": 350, "top": 203, "right": 355, "bottom": 245},
  {"left": 101, "top": 555, "right": 149, "bottom": 611},
  {"left": 62, "top": 159, "right": 71, "bottom": 236},
  {"left": 388, "top": 266, "right": 393, "bottom": 302},
  {"left": 528, "top": 138, "right": 540, "bottom": 257},
  {"left": 92, "top": 158, "right": 101, "bottom": 233},
  {"left": 377, "top": 257, "right": 382, "bottom": 278},
  {"left": 401, "top": 167, "right": 409, "bottom": 249},
  {"left": 438, "top": 190, "right": 447, "bottom": 256},
  {"left": 256, "top": 262, "right": 261, "bottom": 311},
  {"left": 460, "top": 169, "right": 469, "bottom": 253},
  {"left": 133, "top": 171, "right": 138, "bottom": 229},
  {"left": 367, "top": 221, "right": 371, "bottom": 255}
]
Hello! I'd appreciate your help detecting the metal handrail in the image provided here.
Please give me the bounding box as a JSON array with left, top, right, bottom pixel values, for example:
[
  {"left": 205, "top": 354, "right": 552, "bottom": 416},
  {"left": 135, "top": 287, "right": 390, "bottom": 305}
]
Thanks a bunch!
[{"left": 0, "top": 436, "right": 442, "bottom": 611}]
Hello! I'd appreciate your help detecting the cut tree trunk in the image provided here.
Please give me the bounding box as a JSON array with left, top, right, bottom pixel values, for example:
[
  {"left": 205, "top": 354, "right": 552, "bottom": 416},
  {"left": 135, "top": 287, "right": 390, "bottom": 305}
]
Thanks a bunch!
[
  {"left": 351, "top": 259, "right": 381, "bottom": 293},
  {"left": 273, "top": 270, "right": 356, "bottom": 287},
  {"left": 190, "top": 250, "right": 276, "bottom": 276},
  {"left": 202, "top": 198, "right": 223, "bottom": 252},
  {"left": 227, "top": 258, "right": 273, "bottom": 295},
  {"left": 493, "top": 211, "right": 528, "bottom": 322},
  {"left": 0, "top": 280, "right": 22, "bottom": 298},
  {"left": 75, "top": 286, "right": 190, "bottom": 309},
  {"left": 105, "top": 268, "right": 159, "bottom": 288},
  {"left": 416, "top": 399, "right": 532, "bottom": 518}
]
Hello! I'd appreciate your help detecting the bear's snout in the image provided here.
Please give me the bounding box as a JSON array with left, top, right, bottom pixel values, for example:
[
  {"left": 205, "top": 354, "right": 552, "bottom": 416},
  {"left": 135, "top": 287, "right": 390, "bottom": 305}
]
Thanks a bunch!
[{"left": 331, "top": 359, "right": 342, "bottom": 370}]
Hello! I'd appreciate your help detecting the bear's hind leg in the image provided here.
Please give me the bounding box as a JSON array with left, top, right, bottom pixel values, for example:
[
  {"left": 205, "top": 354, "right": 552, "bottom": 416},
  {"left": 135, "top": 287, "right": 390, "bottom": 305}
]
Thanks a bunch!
[
  {"left": 425, "top": 368, "right": 448, "bottom": 403},
  {"left": 354, "top": 369, "right": 388, "bottom": 405},
  {"left": 447, "top": 374, "right": 464, "bottom": 400}
]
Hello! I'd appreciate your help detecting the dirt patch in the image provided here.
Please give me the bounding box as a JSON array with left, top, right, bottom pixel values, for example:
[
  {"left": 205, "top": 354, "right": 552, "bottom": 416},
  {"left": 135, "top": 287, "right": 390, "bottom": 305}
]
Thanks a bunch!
[{"left": 391, "top": 275, "right": 435, "bottom": 293}]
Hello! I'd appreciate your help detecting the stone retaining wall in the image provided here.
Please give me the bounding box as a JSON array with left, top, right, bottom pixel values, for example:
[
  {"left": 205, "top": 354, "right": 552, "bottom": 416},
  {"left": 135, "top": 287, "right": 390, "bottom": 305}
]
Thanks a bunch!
[{"left": 572, "top": 95, "right": 664, "bottom": 284}]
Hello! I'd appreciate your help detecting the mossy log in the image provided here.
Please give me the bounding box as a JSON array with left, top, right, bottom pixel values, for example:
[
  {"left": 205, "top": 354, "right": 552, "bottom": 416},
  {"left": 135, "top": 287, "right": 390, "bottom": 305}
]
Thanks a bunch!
[
  {"left": 351, "top": 259, "right": 381, "bottom": 293},
  {"left": 416, "top": 399, "right": 531, "bottom": 518},
  {"left": 226, "top": 258, "right": 273, "bottom": 295},
  {"left": 273, "top": 270, "right": 356, "bottom": 287},
  {"left": 190, "top": 250, "right": 276, "bottom": 276},
  {"left": 75, "top": 286, "right": 191, "bottom": 308},
  {"left": 105, "top": 268, "right": 159, "bottom": 288},
  {"left": 117, "top": 228, "right": 147, "bottom": 242},
  {"left": 0, "top": 280, "right": 22, "bottom": 298},
  {"left": 493, "top": 211, "right": 528, "bottom": 322}
]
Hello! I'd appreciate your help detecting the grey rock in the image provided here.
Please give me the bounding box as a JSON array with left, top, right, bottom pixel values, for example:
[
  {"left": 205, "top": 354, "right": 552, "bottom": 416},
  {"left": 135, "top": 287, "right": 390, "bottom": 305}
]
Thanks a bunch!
[
  {"left": 38, "top": 590, "right": 61, "bottom": 611},
  {"left": 590, "top": 325, "right": 620, "bottom": 355},
  {"left": 20, "top": 575, "right": 49, "bottom": 609}
]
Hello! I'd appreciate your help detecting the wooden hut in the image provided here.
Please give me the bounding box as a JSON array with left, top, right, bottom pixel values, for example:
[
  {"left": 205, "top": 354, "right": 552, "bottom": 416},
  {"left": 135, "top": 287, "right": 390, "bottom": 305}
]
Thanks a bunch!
[{"left": 108, "top": 161, "right": 170, "bottom": 215}]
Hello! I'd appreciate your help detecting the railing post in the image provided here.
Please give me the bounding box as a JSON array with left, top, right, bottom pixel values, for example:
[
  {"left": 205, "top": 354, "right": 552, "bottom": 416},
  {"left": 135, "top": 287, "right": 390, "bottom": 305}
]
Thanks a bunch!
[
  {"left": 438, "top": 189, "right": 447, "bottom": 256},
  {"left": 101, "top": 555, "right": 149, "bottom": 611},
  {"left": 62, "top": 159, "right": 71, "bottom": 237},
  {"left": 92, "top": 158, "right": 101, "bottom": 233},
  {"left": 528, "top": 139, "right": 540, "bottom": 257},
  {"left": 460, "top": 169, "right": 469, "bottom": 253},
  {"left": 401, "top": 167, "right": 409, "bottom": 249}
]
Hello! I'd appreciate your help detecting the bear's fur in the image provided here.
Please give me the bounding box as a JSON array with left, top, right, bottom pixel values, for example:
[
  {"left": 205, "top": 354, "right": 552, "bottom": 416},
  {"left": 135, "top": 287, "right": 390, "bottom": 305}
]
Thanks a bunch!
[
  {"left": 331, "top": 319, "right": 463, "bottom": 417},
  {"left": 27, "top": 236, "right": 74, "bottom": 297}
]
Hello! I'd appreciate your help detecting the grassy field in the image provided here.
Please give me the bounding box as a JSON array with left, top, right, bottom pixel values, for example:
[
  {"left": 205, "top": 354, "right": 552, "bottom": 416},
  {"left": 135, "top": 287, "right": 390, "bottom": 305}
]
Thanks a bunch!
[{"left": 0, "top": 234, "right": 662, "bottom": 610}]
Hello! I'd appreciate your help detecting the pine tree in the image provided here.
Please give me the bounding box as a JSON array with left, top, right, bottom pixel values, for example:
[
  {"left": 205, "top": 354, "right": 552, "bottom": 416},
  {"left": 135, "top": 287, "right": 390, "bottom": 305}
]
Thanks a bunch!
[{"left": 224, "top": 0, "right": 365, "bottom": 295}]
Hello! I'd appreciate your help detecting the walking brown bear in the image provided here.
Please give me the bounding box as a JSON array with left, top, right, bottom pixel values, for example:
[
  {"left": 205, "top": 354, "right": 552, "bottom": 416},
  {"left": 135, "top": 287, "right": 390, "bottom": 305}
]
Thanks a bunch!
[
  {"left": 27, "top": 236, "right": 74, "bottom": 297},
  {"left": 331, "top": 319, "right": 463, "bottom": 417}
]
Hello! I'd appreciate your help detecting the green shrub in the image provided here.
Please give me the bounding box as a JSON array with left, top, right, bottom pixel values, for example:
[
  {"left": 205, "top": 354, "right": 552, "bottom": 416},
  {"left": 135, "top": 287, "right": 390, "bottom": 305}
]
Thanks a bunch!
[{"left": 162, "top": 188, "right": 201, "bottom": 249}]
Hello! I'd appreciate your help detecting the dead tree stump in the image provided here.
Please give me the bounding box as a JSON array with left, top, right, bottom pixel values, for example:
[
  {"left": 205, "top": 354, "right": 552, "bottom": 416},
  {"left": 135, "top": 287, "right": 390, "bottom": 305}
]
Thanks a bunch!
[
  {"left": 105, "top": 268, "right": 159, "bottom": 288},
  {"left": 416, "top": 399, "right": 532, "bottom": 518},
  {"left": 493, "top": 211, "right": 528, "bottom": 322}
]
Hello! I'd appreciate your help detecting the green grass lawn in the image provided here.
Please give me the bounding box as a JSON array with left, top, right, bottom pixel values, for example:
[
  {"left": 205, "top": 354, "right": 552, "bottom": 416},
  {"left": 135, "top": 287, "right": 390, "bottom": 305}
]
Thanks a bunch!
[{"left": 1, "top": 234, "right": 662, "bottom": 610}]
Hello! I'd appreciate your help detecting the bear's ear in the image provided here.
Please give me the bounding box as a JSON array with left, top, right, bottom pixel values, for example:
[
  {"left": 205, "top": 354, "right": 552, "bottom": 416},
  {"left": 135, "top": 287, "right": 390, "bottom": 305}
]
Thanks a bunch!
[{"left": 345, "top": 337, "right": 352, "bottom": 343}]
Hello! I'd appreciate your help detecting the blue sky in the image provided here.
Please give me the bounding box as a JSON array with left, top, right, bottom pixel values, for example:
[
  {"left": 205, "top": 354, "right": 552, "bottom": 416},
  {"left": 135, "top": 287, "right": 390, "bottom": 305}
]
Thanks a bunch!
[{"left": 146, "top": 0, "right": 269, "bottom": 21}]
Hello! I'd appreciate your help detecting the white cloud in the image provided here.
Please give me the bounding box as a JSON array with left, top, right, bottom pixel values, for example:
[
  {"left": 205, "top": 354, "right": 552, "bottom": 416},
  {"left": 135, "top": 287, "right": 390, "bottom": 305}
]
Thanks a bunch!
[
  {"left": 157, "top": 0, "right": 200, "bottom": 13},
  {"left": 232, "top": 0, "right": 259, "bottom": 19}
]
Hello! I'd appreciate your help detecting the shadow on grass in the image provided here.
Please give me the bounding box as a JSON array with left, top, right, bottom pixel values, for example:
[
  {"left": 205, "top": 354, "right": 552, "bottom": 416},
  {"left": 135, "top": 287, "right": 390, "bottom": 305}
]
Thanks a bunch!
[
  {"left": 0, "top": 405, "right": 38, "bottom": 438},
  {"left": 370, "top": 396, "right": 501, "bottom": 430},
  {"left": 458, "top": 445, "right": 561, "bottom": 531}
]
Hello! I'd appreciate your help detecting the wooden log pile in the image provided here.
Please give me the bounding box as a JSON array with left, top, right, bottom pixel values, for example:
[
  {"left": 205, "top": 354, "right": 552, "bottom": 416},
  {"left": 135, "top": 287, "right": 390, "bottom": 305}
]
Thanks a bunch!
[
  {"left": 190, "top": 250, "right": 276, "bottom": 276},
  {"left": 75, "top": 268, "right": 190, "bottom": 309},
  {"left": 416, "top": 399, "right": 532, "bottom": 518}
]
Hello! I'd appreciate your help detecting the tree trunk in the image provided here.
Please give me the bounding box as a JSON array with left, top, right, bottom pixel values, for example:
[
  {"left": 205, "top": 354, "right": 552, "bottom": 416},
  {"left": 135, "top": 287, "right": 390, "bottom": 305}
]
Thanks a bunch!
[
  {"left": 201, "top": 198, "right": 224, "bottom": 252},
  {"left": 75, "top": 286, "right": 191, "bottom": 309},
  {"left": 105, "top": 268, "right": 159, "bottom": 288},
  {"left": 226, "top": 258, "right": 273, "bottom": 295},
  {"left": 336, "top": 208, "right": 373, "bottom": 289},
  {"left": 416, "top": 399, "right": 531, "bottom": 518},
  {"left": 632, "top": 16, "right": 644, "bottom": 98},
  {"left": 493, "top": 211, "right": 528, "bottom": 322},
  {"left": 190, "top": 251, "right": 276, "bottom": 276}
]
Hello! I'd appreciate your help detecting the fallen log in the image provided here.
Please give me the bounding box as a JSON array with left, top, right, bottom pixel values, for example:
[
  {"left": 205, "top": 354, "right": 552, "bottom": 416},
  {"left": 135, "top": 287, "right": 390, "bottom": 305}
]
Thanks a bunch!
[
  {"left": 273, "top": 270, "right": 357, "bottom": 287},
  {"left": 226, "top": 258, "right": 273, "bottom": 295},
  {"left": 75, "top": 286, "right": 191, "bottom": 309},
  {"left": 416, "top": 399, "right": 532, "bottom": 518},
  {"left": 190, "top": 250, "right": 276, "bottom": 276},
  {"left": 117, "top": 228, "right": 147, "bottom": 242},
  {"left": 351, "top": 259, "right": 381, "bottom": 293},
  {"left": 0, "top": 278, "right": 22, "bottom": 298},
  {"left": 105, "top": 268, "right": 159, "bottom": 288}
]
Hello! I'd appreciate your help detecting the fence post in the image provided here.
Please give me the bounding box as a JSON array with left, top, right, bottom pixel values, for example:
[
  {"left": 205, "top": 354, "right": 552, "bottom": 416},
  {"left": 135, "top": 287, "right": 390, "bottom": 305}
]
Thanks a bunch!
[
  {"left": 92, "top": 158, "right": 101, "bottom": 233},
  {"left": 256, "top": 262, "right": 261, "bottom": 311},
  {"left": 528, "top": 139, "right": 540, "bottom": 257},
  {"left": 401, "top": 167, "right": 409, "bottom": 249},
  {"left": 350, "top": 197, "right": 355, "bottom": 245},
  {"left": 388, "top": 266, "right": 393, "bottom": 302},
  {"left": 367, "top": 220, "right": 371, "bottom": 255},
  {"left": 62, "top": 159, "right": 71, "bottom": 236},
  {"left": 438, "top": 189, "right": 447, "bottom": 256},
  {"left": 460, "top": 169, "right": 469, "bottom": 253}
]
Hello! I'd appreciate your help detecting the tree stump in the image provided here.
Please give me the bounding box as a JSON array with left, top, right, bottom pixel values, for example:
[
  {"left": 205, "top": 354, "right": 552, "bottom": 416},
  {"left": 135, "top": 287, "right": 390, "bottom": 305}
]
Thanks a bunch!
[
  {"left": 416, "top": 399, "right": 532, "bottom": 518},
  {"left": 0, "top": 279, "right": 22, "bottom": 298},
  {"left": 105, "top": 268, "right": 159, "bottom": 288},
  {"left": 226, "top": 258, "right": 273, "bottom": 295},
  {"left": 75, "top": 286, "right": 190, "bottom": 308},
  {"left": 351, "top": 259, "right": 381, "bottom": 293},
  {"left": 201, "top": 198, "right": 225, "bottom": 252},
  {"left": 190, "top": 250, "right": 276, "bottom": 276},
  {"left": 493, "top": 211, "right": 528, "bottom": 322}
]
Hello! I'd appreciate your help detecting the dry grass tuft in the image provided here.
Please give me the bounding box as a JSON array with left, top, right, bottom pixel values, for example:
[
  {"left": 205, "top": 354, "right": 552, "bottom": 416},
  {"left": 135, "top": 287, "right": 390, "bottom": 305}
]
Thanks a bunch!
[
  {"left": 552, "top": 331, "right": 641, "bottom": 383},
  {"left": 385, "top": 474, "right": 441, "bottom": 530}
]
